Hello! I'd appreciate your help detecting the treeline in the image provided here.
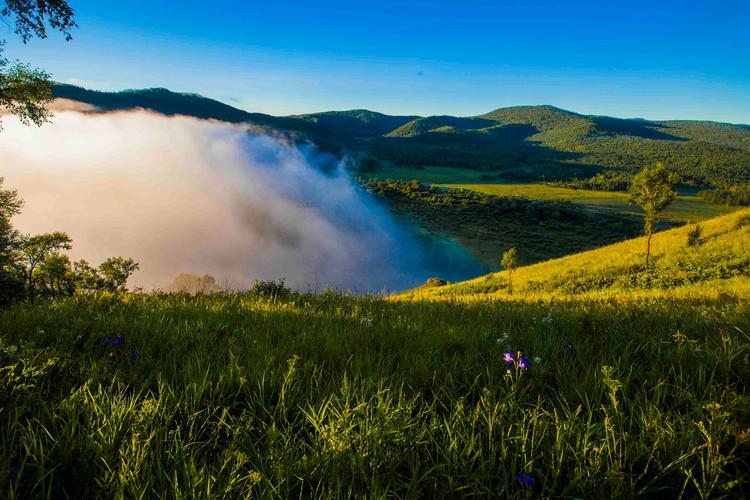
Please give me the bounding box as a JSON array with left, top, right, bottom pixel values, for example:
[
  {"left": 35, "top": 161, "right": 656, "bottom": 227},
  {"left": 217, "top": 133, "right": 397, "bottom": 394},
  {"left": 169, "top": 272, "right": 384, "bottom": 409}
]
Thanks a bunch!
[
  {"left": 547, "top": 172, "right": 631, "bottom": 191},
  {"left": 0, "top": 178, "right": 139, "bottom": 306},
  {"left": 364, "top": 179, "right": 585, "bottom": 223},
  {"left": 699, "top": 182, "right": 750, "bottom": 206}
]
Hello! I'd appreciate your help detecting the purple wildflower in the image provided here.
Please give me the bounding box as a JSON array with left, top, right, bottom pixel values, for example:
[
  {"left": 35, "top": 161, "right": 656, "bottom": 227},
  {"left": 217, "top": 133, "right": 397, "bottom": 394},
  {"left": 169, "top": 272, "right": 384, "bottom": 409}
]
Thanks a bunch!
[
  {"left": 518, "top": 356, "right": 531, "bottom": 371},
  {"left": 564, "top": 343, "right": 575, "bottom": 355},
  {"left": 515, "top": 473, "right": 536, "bottom": 487},
  {"left": 9, "top": 465, "right": 21, "bottom": 475},
  {"left": 1, "top": 355, "right": 11, "bottom": 366},
  {"left": 103, "top": 334, "right": 126, "bottom": 348},
  {"left": 503, "top": 351, "right": 514, "bottom": 364},
  {"left": 130, "top": 350, "right": 138, "bottom": 361}
]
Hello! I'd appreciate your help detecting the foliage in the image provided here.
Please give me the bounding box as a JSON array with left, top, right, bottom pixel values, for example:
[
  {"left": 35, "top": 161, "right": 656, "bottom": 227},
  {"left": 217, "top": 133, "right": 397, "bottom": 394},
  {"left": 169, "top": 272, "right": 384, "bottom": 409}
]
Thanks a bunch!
[
  {"left": 1, "top": 0, "right": 76, "bottom": 42},
  {"left": 500, "top": 247, "right": 518, "bottom": 294},
  {"left": 250, "top": 278, "right": 291, "bottom": 299},
  {"left": 0, "top": 178, "right": 24, "bottom": 306},
  {"left": 0, "top": 179, "right": 139, "bottom": 302},
  {"left": 547, "top": 171, "right": 631, "bottom": 191},
  {"left": 687, "top": 224, "right": 703, "bottom": 247},
  {"left": 700, "top": 182, "right": 750, "bottom": 207},
  {"left": 0, "top": 1, "right": 75, "bottom": 130},
  {"left": 628, "top": 163, "right": 680, "bottom": 266},
  {"left": 365, "top": 179, "right": 645, "bottom": 266},
  {"left": 15, "top": 231, "right": 72, "bottom": 302},
  {"left": 0, "top": 43, "right": 53, "bottom": 130},
  {"left": 98, "top": 257, "right": 140, "bottom": 292}
]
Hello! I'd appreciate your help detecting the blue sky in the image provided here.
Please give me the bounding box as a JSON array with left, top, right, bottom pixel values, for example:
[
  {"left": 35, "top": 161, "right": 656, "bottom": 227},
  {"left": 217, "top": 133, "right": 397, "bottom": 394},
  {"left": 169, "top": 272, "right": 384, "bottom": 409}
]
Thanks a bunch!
[{"left": 3, "top": 0, "right": 749, "bottom": 122}]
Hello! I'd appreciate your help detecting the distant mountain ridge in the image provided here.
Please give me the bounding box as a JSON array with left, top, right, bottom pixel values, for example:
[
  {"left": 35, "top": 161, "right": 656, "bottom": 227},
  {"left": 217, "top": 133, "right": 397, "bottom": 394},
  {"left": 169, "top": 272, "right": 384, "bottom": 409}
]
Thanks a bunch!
[{"left": 52, "top": 84, "right": 750, "bottom": 184}]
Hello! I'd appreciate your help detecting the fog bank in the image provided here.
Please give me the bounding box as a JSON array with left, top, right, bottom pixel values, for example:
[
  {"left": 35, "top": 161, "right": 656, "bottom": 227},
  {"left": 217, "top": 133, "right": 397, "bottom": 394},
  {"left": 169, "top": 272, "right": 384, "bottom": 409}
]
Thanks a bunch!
[{"left": 0, "top": 110, "right": 484, "bottom": 292}]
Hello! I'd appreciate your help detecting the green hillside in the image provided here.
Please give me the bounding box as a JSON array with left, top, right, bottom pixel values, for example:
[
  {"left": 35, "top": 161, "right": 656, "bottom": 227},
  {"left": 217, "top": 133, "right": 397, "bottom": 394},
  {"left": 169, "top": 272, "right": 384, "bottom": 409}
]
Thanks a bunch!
[
  {"left": 402, "top": 208, "right": 750, "bottom": 300},
  {"left": 2, "top": 210, "right": 749, "bottom": 497},
  {"left": 52, "top": 84, "right": 750, "bottom": 187}
]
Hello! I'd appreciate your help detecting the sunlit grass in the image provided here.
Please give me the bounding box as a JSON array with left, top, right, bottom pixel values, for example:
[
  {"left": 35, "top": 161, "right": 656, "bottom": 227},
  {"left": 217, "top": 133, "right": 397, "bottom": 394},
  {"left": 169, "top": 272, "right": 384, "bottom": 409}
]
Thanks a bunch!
[
  {"left": 1, "top": 211, "right": 749, "bottom": 498},
  {"left": 443, "top": 183, "right": 737, "bottom": 223}
]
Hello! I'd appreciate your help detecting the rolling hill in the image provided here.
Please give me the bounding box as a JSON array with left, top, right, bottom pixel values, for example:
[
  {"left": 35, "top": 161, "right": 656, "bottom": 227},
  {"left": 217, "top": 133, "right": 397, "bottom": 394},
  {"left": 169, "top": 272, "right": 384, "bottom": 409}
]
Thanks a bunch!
[
  {"left": 400, "top": 208, "right": 750, "bottom": 300},
  {"left": 52, "top": 84, "right": 750, "bottom": 186}
]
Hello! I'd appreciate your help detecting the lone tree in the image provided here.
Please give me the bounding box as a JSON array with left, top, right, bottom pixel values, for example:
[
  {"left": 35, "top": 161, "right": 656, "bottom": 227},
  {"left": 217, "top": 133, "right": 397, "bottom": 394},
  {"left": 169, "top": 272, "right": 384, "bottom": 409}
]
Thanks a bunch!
[
  {"left": 501, "top": 247, "right": 518, "bottom": 295},
  {"left": 628, "top": 162, "right": 679, "bottom": 268},
  {"left": 0, "top": 0, "right": 76, "bottom": 130}
]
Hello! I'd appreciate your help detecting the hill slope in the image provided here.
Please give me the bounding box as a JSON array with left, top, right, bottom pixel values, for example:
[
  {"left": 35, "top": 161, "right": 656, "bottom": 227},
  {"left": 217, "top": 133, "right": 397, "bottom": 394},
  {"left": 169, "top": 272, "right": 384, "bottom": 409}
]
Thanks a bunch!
[
  {"left": 401, "top": 208, "right": 750, "bottom": 300},
  {"left": 2, "top": 211, "right": 749, "bottom": 497},
  {"left": 53, "top": 84, "right": 750, "bottom": 185}
]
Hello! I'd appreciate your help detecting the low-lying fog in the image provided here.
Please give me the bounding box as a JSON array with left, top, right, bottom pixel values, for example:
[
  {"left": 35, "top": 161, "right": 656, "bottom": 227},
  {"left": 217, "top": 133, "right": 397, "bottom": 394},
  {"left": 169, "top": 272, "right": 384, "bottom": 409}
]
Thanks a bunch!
[{"left": 0, "top": 106, "right": 485, "bottom": 292}]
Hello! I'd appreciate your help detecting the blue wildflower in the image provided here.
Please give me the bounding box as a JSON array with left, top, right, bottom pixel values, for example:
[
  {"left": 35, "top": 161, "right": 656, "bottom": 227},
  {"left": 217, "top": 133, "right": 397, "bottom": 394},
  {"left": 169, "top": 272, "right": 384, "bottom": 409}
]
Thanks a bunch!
[
  {"left": 103, "top": 334, "right": 126, "bottom": 348},
  {"left": 518, "top": 356, "right": 531, "bottom": 371},
  {"left": 503, "top": 351, "right": 514, "bottom": 364},
  {"left": 130, "top": 350, "right": 138, "bottom": 361},
  {"left": 9, "top": 465, "right": 21, "bottom": 475},
  {"left": 515, "top": 472, "right": 536, "bottom": 487},
  {"left": 564, "top": 343, "right": 575, "bottom": 355},
  {"left": 1, "top": 355, "right": 11, "bottom": 366}
]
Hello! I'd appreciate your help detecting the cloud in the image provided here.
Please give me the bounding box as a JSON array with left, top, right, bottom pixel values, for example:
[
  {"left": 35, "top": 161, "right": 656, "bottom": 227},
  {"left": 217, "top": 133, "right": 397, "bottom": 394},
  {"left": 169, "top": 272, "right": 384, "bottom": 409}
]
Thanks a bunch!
[
  {"left": 48, "top": 99, "right": 102, "bottom": 113},
  {"left": 0, "top": 110, "right": 483, "bottom": 292}
]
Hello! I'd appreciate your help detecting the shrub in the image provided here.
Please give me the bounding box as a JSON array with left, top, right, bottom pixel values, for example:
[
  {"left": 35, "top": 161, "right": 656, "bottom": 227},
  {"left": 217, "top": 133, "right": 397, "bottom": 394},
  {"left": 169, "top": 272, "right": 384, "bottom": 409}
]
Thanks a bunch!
[
  {"left": 250, "top": 279, "right": 291, "bottom": 299},
  {"left": 686, "top": 225, "right": 703, "bottom": 246}
]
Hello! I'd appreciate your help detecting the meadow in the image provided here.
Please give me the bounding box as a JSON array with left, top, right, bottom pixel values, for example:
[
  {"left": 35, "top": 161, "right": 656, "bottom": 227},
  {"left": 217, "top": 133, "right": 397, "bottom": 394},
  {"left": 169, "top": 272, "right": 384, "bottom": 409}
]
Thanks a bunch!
[
  {"left": 1, "top": 210, "right": 749, "bottom": 498},
  {"left": 444, "top": 183, "right": 736, "bottom": 224},
  {"left": 362, "top": 165, "right": 736, "bottom": 224}
]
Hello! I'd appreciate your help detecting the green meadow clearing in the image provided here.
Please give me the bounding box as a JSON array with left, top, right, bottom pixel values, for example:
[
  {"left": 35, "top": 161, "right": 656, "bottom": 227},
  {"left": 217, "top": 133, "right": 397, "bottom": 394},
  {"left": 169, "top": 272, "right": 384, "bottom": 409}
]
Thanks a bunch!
[
  {"left": 444, "top": 183, "right": 736, "bottom": 224},
  {"left": 1, "top": 209, "right": 749, "bottom": 498},
  {"left": 362, "top": 165, "right": 737, "bottom": 225}
]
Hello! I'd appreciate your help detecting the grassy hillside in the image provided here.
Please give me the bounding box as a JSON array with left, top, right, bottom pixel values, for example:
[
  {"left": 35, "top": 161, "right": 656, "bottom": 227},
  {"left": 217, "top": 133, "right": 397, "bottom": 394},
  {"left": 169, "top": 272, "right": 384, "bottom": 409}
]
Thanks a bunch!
[
  {"left": 402, "top": 208, "right": 750, "bottom": 300},
  {"left": 2, "top": 212, "right": 749, "bottom": 497},
  {"left": 53, "top": 84, "right": 750, "bottom": 186}
]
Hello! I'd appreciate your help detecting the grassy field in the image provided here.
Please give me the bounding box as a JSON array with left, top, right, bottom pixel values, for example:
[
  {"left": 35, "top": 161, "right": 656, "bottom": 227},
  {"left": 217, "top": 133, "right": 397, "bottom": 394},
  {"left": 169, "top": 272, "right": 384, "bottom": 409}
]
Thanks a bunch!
[
  {"left": 362, "top": 165, "right": 736, "bottom": 226},
  {"left": 444, "top": 182, "right": 737, "bottom": 224},
  {"left": 1, "top": 210, "right": 749, "bottom": 498}
]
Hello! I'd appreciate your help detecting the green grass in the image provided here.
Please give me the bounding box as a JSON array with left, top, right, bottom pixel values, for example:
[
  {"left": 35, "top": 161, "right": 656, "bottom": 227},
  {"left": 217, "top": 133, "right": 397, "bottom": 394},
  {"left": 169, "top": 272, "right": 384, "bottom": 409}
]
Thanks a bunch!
[
  {"left": 1, "top": 211, "right": 750, "bottom": 497},
  {"left": 2, "top": 285, "right": 750, "bottom": 498},
  {"left": 2, "top": 211, "right": 750, "bottom": 498},
  {"left": 443, "top": 182, "right": 737, "bottom": 223}
]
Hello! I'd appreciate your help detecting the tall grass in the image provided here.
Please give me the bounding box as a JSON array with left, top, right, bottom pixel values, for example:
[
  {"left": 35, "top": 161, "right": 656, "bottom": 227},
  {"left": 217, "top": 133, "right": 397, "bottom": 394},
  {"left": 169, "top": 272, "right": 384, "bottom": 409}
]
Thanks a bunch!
[{"left": 1, "top": 287, "right": 748, "bottom": 498}]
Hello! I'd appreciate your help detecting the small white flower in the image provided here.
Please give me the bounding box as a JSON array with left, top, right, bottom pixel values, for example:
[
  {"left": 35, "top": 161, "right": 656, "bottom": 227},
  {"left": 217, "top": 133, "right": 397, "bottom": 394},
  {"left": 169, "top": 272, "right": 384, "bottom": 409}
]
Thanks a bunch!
[{"left": 495, "top": 332, "right": 510, "bottom": 345}]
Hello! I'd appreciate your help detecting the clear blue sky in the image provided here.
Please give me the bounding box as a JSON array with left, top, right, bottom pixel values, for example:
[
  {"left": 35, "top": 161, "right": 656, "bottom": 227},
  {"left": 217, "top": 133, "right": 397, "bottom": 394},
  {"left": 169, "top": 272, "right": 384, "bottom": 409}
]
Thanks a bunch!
[{"left": 3, "top": 0, "right": 749, "bottom": 122}]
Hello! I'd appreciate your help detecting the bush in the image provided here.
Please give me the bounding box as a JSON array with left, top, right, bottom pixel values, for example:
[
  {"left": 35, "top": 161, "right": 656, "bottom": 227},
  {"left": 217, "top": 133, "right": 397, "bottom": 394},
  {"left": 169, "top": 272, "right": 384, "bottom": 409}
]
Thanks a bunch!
[
  {"left": 424, "top": 277, "right": 447, "bottom": 287},
  {"left": 250, "top": 279, "right": 291, "bottom": 299},
  {"left": 686, "top": 225, "right": 703, "bottom": 246}
]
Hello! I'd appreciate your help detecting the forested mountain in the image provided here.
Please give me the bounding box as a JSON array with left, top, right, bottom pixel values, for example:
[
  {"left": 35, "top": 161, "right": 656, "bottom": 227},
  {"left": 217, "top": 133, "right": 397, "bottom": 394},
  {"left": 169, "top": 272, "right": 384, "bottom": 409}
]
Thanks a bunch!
[{"left": 52, "top": 84, "right": 750, "bottom": 185}]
